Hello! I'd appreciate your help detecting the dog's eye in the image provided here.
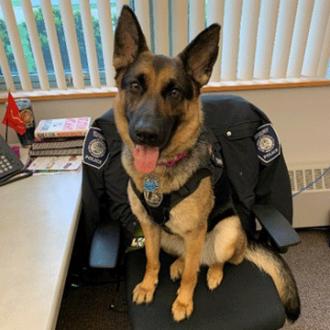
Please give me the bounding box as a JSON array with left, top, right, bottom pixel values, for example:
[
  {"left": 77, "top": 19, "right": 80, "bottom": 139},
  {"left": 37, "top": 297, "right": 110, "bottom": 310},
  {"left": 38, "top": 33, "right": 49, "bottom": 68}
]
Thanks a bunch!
[
  {"left": 168, "top": 88, "right": 181, "bottom": 100},
  {"left": 129, "top": 81, "right": 142, "bottom": 93}
]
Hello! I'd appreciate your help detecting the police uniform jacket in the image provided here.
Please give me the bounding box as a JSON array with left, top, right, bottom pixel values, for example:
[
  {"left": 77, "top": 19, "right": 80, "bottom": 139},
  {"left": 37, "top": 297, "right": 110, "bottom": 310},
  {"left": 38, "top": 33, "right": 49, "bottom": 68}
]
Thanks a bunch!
[{"left": 81, "top": 94, "right": 292, "bottom": 249}]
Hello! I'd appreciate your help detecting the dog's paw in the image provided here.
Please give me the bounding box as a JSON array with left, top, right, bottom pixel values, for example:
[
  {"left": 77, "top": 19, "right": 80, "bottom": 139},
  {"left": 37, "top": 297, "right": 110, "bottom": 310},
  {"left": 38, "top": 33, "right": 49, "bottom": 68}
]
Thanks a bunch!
[
  {"left": 207, "top": 264, "right": 223, "bottom": 291},
  {"left": 171, "top": 297, "right": 193, "bottom": 322},
  {"left": 132, "top": 282, "right": 156, "bottom": 304},
  {"left": 170, "top": 258, "right": 184, "bottom": 281}
]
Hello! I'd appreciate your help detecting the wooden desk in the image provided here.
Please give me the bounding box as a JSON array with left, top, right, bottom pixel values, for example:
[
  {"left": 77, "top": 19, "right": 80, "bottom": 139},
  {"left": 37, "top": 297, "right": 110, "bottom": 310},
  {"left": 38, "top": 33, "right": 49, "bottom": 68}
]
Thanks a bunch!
[{"left": 0, "top": 172, "right": 81, "bottom": 330}]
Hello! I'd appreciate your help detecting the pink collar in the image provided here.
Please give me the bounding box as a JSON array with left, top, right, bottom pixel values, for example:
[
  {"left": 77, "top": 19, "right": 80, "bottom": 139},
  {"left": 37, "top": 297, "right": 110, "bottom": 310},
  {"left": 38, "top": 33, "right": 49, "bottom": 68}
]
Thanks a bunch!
[{"left": 158, "top": 151, "right": 188, "bottom": 168}]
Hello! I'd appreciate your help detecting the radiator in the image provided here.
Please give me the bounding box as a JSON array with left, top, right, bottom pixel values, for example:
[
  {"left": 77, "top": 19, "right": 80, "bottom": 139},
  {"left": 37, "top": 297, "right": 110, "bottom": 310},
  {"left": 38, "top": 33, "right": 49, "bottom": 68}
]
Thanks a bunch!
[{"left": 289, "top": 165, "right": 330, "bottom": 228}]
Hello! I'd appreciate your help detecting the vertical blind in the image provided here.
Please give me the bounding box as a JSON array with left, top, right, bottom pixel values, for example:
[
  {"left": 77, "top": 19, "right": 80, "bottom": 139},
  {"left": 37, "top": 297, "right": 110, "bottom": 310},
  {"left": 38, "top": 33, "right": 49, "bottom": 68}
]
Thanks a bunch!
[
  {"left": 79, "top": 0, "right": 101, "bottom": 88},
  {"left": 0, "top": 0, "right": 329, "bottom": 92},
  {"left": 40, "top": 0, "right": 67, "bottom": 89},
  {"left": 1, "top": 0, "right": 32, "bottom": 90},
  {"left": 22, "top": 0, "right": 49, "bottom": 90}
]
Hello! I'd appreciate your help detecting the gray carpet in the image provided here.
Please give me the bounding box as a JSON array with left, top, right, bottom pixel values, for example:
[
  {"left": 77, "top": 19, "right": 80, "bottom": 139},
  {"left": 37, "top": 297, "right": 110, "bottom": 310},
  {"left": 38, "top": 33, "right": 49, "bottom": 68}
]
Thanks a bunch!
[
  {"left": 56, "top": 281, "right": 131, "bottom": 330},
  {"left": 56, "top": 230, "right": 330, "bottom": 330},
  {"left": 282, "top": 230, "right": 330, "bottom": 330}
]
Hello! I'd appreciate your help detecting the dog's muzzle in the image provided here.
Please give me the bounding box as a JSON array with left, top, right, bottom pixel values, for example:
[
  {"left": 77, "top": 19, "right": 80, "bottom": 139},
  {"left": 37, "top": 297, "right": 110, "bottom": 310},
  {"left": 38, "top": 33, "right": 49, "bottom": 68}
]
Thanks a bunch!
[
  {"left": 129, "top": 106, "right": 175, "bottom": 149},
  {"left": 134, "top": 120, "right": 161, "bottom": 146}
]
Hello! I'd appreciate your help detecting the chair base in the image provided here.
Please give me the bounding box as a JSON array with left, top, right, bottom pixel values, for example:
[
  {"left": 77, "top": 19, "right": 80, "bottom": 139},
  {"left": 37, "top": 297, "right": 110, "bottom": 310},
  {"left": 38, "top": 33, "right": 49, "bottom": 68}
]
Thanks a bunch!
[{"left": 126, "top": 250, "right": 285, "bottom": 330}]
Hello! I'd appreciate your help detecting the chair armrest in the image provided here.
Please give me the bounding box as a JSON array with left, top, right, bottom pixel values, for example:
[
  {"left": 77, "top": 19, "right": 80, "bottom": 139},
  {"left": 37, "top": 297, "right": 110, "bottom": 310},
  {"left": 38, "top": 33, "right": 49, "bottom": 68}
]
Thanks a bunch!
[
  {"left": 252, "top": 204, "right": 300, "bottom": 252},
  {"left": 89, "top": 221, "right": 120, "bottom": 268}
]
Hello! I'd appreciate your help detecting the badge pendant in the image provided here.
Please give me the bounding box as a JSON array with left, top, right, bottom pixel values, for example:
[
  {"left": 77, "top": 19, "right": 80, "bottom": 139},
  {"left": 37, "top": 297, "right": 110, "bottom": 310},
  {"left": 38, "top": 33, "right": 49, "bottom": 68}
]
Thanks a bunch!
[{"left": 143, "top": 176, "right": 163, "bottom": 208}]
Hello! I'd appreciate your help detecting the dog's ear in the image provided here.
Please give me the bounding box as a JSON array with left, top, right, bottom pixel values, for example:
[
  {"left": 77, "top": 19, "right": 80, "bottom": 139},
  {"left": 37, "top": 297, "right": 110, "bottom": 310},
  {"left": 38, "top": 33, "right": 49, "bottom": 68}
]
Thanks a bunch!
[
  {"left": 178, "top": 24, "right": 220, "bottom": 87},
  {"left": 113, "top": 5, "right": 149, "bottom": 74}
]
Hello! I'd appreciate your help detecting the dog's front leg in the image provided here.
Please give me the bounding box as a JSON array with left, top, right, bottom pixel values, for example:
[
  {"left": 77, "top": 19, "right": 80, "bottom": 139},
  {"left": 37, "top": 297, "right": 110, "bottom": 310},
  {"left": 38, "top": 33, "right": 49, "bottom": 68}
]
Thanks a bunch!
[
  {"left": 172, "top": 224, "right": 206, "bottom": 322},
  {"left": 133, "top": 221, "right": 161, "bottom": 304}
]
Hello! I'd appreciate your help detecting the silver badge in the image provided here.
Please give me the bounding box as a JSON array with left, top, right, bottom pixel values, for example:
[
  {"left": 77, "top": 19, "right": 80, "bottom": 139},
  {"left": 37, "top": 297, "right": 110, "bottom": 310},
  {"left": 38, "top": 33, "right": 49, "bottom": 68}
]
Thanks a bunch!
[
  {"left": 144, "top": 190, "right": 163, "bottom": 207},
  {"left": 144, "top": 176, "right": 163, "bottom": 207}
]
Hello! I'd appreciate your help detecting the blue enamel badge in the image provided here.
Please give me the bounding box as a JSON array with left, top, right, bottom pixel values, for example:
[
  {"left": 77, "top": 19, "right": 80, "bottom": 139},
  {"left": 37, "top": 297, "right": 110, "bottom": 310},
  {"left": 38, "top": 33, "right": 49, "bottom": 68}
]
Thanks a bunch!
[
  {"left": 254, "top": 124, "right": 281, "bottom": 165},
  {"left": 144, "top": 177, "right": 159, "bottom": 192},
  {"left": 82, "top": 127, "right": 109, "bottom": 169}
]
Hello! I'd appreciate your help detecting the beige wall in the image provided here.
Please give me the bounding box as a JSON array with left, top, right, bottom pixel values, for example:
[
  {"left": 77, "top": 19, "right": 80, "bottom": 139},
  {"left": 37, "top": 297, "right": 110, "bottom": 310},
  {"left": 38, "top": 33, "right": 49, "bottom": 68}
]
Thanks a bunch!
[
  {"left": 1, "top": 86, "right": 329, "bottom": 166},
  {"left": 222, "top": 86, "right": 330, "bottom": 166}
]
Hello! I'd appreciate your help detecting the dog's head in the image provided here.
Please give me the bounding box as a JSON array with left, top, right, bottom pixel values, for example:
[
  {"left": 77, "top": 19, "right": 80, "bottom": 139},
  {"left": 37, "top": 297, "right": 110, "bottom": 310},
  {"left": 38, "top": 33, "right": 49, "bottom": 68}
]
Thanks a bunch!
[{"left": 113, "top": 6, "right": 220, "bottom": 174}]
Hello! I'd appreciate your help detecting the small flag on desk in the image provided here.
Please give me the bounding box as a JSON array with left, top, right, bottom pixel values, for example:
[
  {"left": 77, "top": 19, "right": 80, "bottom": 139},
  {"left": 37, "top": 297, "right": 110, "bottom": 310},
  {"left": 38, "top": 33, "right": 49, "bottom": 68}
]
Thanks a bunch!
[{"left": 2, "top": 91, "right": 26, "bottom": 135}]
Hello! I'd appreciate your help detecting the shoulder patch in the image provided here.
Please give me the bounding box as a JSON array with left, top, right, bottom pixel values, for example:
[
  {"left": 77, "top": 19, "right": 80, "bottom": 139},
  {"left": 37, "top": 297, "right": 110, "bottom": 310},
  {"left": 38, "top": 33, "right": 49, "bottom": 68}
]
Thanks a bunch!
[
  {"left": 254, "top": 123, "right": 281, "bottom": 165},
  {"left": 82, "top": 127, "right": 109, "bottom": 169}
]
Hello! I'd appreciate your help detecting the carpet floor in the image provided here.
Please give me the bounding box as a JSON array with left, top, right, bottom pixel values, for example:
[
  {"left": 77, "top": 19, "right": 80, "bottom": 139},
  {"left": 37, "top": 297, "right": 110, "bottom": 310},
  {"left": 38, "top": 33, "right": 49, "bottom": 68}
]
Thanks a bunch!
[
  {"left": 56, "top": 229, "right": 330, "bottom": 330},
  {"left": 281, "top": 230, "right": 330, "bottom": 330}
]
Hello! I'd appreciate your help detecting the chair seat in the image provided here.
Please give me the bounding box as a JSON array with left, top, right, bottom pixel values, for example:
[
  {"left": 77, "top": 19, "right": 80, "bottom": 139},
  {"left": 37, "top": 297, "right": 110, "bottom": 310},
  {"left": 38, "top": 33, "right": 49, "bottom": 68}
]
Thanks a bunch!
[{"left": 126, "top": 250, "right": 285, "bottom": 330}]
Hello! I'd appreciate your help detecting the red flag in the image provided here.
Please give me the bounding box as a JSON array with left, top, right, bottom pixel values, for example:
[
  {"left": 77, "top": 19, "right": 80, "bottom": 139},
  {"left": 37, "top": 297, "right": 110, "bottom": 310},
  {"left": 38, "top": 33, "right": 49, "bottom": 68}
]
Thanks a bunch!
[{"left": 2, "top": 92, "right": 26, "bottom": 135}]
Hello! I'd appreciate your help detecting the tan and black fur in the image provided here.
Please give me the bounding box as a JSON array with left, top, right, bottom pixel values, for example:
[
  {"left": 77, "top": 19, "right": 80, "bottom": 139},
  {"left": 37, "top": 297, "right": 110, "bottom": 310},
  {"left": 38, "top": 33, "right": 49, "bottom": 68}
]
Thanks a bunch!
[{"left": 113, "top": 6, "right": 300, "bottom": 323}]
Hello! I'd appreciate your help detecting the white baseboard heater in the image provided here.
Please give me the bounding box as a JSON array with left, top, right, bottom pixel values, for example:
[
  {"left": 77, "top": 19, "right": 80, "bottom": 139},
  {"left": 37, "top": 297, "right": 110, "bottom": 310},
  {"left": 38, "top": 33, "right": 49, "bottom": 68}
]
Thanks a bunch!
[{"left": 289, "top": 165, "right": 330, "bottom": 228}]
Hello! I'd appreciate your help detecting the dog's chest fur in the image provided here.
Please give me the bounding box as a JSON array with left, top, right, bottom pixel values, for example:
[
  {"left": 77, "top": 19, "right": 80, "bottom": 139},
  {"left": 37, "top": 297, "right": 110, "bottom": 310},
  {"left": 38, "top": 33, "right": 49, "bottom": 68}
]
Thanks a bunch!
[{"left": 124, "top": 139, "right": 215, "bottom": 235}]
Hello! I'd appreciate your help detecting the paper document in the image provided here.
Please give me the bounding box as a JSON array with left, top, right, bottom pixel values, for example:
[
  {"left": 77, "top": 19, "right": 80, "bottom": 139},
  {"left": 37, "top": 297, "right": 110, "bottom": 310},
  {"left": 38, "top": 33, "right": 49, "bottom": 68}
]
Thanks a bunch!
[{"left": 28, "top": 155, "right": 82, "bottom": 172}]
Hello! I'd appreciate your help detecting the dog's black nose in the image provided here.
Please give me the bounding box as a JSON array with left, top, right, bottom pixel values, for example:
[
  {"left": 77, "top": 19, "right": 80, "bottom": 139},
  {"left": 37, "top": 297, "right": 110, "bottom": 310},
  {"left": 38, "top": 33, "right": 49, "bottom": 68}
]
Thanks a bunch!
[
  {"left": 135, "top": 127, "right": 159, "bottom": 145},
  {"left": 129, "top": 106, "right": 173, "bottom": 148}
]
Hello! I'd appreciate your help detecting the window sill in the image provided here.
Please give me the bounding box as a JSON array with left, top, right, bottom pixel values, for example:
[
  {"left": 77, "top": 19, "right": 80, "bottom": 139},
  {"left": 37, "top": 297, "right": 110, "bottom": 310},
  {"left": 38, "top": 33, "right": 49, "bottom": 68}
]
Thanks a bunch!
[{"left": 0, "top": 78, "right": 329, "bottom": 104}]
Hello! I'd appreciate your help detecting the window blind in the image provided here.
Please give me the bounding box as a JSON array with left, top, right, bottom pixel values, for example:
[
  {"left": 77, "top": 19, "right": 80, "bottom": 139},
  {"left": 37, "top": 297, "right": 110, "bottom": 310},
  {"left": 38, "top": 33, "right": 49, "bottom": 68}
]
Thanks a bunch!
[{"left": 0, "top": 0, "right": 329, "bottom": 92}]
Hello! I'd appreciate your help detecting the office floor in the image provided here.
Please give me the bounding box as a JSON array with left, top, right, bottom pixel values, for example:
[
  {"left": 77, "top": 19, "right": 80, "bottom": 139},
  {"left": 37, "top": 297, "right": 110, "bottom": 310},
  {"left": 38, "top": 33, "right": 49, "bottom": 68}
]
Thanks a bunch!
[
  {"left": 281, "top": 229, "right": 330, "bottom": 330},
  {"left": 56, "top": 229, "right": 330, "bottom": 330}
]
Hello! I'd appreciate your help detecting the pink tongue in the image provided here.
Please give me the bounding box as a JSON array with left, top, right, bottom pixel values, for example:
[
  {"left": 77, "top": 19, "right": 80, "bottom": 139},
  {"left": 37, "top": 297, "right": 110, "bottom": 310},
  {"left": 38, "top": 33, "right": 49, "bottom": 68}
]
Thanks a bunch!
[{"left": 133, "top": 145, "right": 160, "bottom": 174}]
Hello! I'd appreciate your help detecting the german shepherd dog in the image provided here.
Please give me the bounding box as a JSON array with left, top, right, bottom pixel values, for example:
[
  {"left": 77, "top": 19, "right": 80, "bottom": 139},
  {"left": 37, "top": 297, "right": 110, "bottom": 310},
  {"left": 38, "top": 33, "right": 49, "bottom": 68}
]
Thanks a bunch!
[{"left": 113, "top": 6, "right": 300, "bottom": 323}]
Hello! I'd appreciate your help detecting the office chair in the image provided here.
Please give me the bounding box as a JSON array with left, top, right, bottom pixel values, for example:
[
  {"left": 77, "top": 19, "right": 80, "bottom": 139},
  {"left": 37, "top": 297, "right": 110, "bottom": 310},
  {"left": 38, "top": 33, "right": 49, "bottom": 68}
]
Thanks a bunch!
[{"left": 88, "top": 94, "right": 300, "bottom": 330}]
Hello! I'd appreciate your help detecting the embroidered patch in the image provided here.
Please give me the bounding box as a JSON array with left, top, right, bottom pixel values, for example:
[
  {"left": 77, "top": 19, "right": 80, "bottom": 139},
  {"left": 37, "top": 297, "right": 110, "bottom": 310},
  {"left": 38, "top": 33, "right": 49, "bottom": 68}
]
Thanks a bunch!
[
  {"left": 82, "top": 127, "right": 109, "bottom": 169},
  {"left": 254, "top": 124, "right": 281, "bottom": 165}
]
